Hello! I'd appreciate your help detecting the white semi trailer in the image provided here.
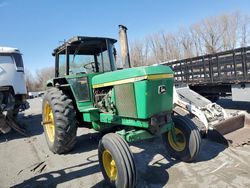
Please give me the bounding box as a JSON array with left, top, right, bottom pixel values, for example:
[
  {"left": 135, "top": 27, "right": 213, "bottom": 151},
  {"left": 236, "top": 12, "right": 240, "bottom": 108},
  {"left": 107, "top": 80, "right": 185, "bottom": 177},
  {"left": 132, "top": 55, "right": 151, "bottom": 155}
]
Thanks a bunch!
[{"left": 0, "top": 47, "right": 28, "bottom": 134}]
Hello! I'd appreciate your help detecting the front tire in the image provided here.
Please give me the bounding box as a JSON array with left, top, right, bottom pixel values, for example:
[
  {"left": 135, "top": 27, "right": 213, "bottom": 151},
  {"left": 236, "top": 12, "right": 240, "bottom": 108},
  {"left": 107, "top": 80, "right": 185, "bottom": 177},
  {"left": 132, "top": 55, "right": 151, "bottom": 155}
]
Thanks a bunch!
[
  {"left": 42, "top": 88, "right": 77, "bottom": 154},
  {"left": 98, "top": 133, "right": 136, "bottom": 188},
  {"left": 162, "top": 115, "right": 201, "bottom": 162}
]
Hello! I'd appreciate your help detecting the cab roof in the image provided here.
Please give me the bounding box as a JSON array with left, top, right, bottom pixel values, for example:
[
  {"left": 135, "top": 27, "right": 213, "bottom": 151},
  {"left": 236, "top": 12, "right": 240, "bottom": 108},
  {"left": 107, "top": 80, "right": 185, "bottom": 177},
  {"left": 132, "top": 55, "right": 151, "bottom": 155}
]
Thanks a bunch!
[
  {"left": 53, "top": 36, "right": 117, "bottom": 56},
  {"left": 0, "top": 47, "right": 21, "bottom": 54}
]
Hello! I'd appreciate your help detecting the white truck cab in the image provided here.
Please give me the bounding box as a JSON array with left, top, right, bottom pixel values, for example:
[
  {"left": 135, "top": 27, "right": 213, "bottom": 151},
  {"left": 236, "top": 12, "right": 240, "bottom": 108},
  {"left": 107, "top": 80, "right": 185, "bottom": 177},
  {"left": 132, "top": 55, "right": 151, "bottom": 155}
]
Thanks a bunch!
[
  {"left": 0, "top": 47, "right": 28, "bottom": 134},
  {"left": 0, "top": 46, "right": 28, "bottom": 119},
  {"left": 0, "top": 47, "right": 27, "bottom": 95}
]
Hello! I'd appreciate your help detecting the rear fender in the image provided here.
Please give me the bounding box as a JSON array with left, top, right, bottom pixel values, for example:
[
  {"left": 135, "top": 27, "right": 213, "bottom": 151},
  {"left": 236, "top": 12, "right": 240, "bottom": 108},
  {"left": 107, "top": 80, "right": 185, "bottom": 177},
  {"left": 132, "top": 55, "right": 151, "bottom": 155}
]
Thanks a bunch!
[{"left": 46, "top": 77, "right": 80, "bottom": 116}]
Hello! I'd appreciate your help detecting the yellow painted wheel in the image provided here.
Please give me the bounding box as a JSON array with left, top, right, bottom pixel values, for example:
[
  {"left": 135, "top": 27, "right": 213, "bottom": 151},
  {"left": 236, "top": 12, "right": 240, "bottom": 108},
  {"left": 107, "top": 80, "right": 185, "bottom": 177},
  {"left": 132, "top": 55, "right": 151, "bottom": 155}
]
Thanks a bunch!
[
  {"left": 162, "top": 115, "right": 201, "bottom": 162},
  {"left": 102, "top": 149, "right": 117, "bottom": 181},
  {"left": 98, "top": 133, "right": 136, "bottom": 187},
  {"left": 168, "top": 128, "right": 186, "bottom": 152},
  {"left": 42, "top": 88, "right": 77, "bottom": 154},
  {"left": 43, "top": 102, "right": 55, "bottom": 143}
]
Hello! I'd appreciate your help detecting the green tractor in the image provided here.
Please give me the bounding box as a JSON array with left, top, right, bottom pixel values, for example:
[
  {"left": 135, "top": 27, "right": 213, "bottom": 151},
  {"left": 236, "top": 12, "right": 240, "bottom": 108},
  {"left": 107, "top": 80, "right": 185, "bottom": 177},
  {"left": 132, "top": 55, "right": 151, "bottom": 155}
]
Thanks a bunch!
[{"left": 42, "top": 35, "right": 201, "bottom": 187}]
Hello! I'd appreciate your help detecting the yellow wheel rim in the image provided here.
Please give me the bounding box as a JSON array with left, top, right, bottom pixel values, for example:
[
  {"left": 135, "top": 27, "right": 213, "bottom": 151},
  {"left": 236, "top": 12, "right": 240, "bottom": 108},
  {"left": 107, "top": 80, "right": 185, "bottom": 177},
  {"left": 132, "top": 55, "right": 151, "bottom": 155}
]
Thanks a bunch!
[
  {"left": 43, "top": 101, "right": 55, "bottom": 143},
  {"left": 168, "top": 128, "right": 186, "bottom": 152},
  {"left": 102, "top": 149, "right": 117, "bottom": 181}
]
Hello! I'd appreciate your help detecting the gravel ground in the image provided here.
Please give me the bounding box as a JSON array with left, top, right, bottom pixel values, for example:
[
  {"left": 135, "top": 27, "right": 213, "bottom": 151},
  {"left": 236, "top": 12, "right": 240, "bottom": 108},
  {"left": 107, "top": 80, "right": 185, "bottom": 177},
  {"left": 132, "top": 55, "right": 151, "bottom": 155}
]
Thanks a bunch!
[{"left": 0, "top": 97, "right": 250, "bottom": 188}]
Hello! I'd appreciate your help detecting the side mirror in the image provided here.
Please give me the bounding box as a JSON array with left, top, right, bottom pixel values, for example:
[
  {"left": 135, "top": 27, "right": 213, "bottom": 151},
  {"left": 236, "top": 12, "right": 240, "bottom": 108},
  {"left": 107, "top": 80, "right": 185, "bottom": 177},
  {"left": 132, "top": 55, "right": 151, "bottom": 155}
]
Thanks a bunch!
[{"left": 113, "top": 48, "right": 117, "bottom": 61}]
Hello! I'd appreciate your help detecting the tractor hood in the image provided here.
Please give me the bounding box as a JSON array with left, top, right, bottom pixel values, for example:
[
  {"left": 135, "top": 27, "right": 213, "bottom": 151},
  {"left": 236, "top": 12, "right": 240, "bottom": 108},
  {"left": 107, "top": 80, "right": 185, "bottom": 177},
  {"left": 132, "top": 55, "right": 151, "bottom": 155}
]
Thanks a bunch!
[{"left": 92, "top": 65, "right": 173, "bottom": 88}]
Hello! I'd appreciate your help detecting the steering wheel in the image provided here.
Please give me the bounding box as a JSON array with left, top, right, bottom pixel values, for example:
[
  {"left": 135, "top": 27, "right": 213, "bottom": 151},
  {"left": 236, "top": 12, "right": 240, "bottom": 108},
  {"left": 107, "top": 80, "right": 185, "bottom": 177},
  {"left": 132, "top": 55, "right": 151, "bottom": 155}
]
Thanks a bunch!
[{"left": 83, "top": 62, "right": 96, "bottom": 72}]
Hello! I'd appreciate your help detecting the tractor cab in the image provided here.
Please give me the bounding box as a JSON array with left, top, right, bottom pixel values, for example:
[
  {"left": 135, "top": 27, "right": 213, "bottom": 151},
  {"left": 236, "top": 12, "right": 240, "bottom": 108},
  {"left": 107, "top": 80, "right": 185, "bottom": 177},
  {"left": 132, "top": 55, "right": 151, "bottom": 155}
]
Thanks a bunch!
[
  {"left": 50, "top": 36, "right": 117, "bottom": 109},
  {"left": 53, "top": 36, "right": 117, "bottom": 77}
]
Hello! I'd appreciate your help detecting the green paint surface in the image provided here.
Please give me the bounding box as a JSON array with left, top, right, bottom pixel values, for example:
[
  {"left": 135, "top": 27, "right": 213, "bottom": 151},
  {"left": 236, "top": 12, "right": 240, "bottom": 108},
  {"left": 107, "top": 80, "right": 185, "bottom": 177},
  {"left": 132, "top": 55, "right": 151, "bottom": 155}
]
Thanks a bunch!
[
  {"left": 92, "top": 65, "right": 173, "bottom": 86},
  {"left": 116, "top": 121, "right": 174, "bottom": 142},
  {"left": 134, "top": 78, "right": 173, "bottom": 118},
  {"left": 48, "top": 65, "right": 174, "bottom": 142}
]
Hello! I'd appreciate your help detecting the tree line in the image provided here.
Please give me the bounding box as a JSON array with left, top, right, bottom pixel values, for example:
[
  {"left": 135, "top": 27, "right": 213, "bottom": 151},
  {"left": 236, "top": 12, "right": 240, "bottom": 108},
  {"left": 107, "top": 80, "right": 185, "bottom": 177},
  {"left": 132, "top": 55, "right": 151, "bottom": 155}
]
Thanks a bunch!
[
  {"left": 130, "top": 11, "right": 250, "bottom": 67},
  {"left": 25, "top": 67, "right": 54, "bottom": 92},
  {"left": 27, "top": 11, "right": 250, "bottom": 91}
]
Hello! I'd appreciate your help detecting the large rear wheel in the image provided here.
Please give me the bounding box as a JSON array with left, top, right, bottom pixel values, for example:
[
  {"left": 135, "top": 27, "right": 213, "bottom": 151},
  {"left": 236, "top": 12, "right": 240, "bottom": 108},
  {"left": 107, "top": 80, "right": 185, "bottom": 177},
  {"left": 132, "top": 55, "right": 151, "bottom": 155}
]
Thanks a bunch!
[
  {"left": 98, "top": 133, "right": 136, "bottom": 188},
  {"left": 162, "top": 115, "right": 201, "bottom": 162},
  {"left": 42, "top": 88, "right": 77, "bottom": 154}
]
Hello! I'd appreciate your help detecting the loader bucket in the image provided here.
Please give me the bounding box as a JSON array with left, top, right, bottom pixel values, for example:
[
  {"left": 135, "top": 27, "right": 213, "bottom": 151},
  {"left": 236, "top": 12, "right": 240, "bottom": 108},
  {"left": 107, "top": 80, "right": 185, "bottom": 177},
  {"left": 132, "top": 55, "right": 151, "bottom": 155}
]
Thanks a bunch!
[{"left": 207, "top": 113, "right": 250, "bottom": 147}]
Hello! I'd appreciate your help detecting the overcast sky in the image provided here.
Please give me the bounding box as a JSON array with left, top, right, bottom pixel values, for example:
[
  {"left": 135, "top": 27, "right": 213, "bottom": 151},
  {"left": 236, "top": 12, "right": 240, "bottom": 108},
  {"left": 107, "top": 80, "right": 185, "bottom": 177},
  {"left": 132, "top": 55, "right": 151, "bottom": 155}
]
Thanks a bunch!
[{"left": 0, "top": 0, "right": 250, "bottom": 73}]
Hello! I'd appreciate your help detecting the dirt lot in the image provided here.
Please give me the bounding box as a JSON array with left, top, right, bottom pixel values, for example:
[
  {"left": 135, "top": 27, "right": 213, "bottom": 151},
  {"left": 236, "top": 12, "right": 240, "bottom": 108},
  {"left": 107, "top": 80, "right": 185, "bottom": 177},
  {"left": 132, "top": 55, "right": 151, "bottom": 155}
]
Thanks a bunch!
[{"left": 0, "top": 97, "right": 250, "bottom": 188}]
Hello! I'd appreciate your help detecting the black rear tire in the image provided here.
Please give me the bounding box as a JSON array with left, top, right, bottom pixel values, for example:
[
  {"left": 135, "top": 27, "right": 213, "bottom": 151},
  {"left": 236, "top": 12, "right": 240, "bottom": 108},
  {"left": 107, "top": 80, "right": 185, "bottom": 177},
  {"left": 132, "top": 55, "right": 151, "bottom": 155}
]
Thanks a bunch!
[
  {"left": 162, "top": 115, "right": 201, "bottom": 162},
  {"left": 98, "top": 133, "right": 136, "bottom": 188},
  {"left": 42, "top": 88, "right": 77, "bottom": 154}
]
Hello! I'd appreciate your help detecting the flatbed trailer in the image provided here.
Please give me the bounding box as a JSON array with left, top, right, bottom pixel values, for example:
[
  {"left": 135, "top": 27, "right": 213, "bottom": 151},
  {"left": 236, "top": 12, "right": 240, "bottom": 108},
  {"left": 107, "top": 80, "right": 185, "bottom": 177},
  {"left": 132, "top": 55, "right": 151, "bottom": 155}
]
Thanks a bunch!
[{"left": 164, "top": 46, "right": 250, "bottom": 101}]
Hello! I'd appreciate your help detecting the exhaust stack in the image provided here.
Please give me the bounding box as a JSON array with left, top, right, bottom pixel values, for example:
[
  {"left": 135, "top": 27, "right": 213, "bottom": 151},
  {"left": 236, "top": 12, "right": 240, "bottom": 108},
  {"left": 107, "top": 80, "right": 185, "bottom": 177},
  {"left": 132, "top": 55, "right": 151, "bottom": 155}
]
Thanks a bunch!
[{"left": 119, "top": 25, "right": 131, "bottom": 68}]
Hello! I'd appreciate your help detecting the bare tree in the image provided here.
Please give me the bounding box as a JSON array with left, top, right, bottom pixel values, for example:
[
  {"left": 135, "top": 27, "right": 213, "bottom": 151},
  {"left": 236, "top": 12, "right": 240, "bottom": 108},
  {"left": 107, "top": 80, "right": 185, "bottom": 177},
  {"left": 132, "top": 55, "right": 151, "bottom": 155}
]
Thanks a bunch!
[
  {"left": 25, "top": 69, "right": 35, "bottom": 92},
  {"left": 129, "top": 11, "right": 250, "bottom": 67},
  {"left": 35, "top": 67, "right": 54, "bottom": 90},
  {"left": 25, "top": 67, "right": 54, "bottom": 92},
  {"left": 130, "top": 40, "right": 147, "bottom": 67},
  {"left": 220, "top": 12, "right": 240, "bottom": 50},
  {"left": 147, "top": 31, "right": 181, "bottom": 64},
  {"left": 198, "top": 15, "right": 227, "bottom": 53},
  {"left": 239, "top": 14, "right": 250, "bottom": 47},
  {"left": 190, "top": 24, "right": 204, "bottom": 56},
  {"left": 147, "top": 33, "right": 164, "bottom": 63},
  {"left": 179, "top": 27, "right": 194, "bottom": 58},
  {"left": 163, "top": 33, "right": 181, "bottom": 60}
]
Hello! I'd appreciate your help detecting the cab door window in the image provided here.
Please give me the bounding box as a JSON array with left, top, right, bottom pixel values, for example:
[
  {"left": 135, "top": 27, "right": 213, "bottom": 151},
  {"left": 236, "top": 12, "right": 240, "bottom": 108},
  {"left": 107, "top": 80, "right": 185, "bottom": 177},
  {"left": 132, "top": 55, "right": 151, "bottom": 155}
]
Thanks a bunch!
[
  {"left": 58, "top": 54, "right": 66, "bottom": 77},
  {"left": 0, "top": 55, "right": 13, "bottom": 64}
]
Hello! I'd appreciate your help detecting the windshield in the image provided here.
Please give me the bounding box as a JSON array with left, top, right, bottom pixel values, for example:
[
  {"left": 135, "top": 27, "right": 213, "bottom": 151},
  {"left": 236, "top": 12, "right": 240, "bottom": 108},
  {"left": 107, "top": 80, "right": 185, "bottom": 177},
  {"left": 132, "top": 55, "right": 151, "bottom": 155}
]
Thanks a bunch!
[
  {"left": 57, "top": 40, "right": 116, "bottom": 76},
  {"left": 69, "top": 54, "right": 95, "bottom": 74},
  {"left": 0, "top": 55, "right": 13, "bottom": 64},
  {"left": 0, "top": 53, "right": 24, "bottom": 72}
]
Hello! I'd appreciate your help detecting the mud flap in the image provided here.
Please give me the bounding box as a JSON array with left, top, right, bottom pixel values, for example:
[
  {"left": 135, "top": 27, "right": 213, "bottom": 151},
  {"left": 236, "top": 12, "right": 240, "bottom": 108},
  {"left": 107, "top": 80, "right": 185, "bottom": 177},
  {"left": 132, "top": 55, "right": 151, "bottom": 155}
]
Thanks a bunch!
[{"left": 207, "top": 113, "right": 250, "bottom": 147}]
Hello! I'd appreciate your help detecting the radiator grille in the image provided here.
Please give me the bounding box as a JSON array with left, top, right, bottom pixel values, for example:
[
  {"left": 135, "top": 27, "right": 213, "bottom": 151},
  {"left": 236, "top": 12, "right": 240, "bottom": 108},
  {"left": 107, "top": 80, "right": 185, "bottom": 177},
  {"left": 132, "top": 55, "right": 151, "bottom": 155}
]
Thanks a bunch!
[{"left": 114, "top": 83, "right": 137, "bottom": 118}]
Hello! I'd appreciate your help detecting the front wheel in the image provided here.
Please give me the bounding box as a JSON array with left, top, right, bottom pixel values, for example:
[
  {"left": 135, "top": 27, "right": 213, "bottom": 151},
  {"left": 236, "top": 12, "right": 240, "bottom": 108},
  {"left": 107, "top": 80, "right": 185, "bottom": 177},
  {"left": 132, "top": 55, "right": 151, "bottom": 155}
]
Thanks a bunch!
[
  {"left": 162, "top": 115, "right": 201, "bottom": 162},
  {"left": 98, "top": 133, "right": 136, "bottom": 188}
]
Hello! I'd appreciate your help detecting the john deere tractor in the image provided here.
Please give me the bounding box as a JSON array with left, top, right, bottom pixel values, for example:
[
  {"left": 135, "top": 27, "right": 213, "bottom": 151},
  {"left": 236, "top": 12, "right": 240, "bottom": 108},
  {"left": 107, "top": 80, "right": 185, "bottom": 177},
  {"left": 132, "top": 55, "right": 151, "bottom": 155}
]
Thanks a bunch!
[{"left": 42, "top": 35, "right": 201, "bottom": 187}]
